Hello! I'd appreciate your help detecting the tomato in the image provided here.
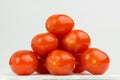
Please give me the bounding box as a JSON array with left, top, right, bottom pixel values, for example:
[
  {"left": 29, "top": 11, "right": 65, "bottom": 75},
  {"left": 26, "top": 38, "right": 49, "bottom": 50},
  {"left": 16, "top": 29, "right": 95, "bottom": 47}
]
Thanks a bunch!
[
  {"left": 81, "top": 48, "right": 110, "bottom": 75},
  {"left": 9, "top": 50, "right": 38, "bottom": 75},
  {"left": 36, "top": 57, "right": 49, "bottom": 74},
  {"left": 62, "top": 30, "right": 91, "bottom": 54},
  {"left": 46, "top": 50, "right": 75, "bottom": 75},
  {"left": 57, "top": 37, "right": 63, "bottom": 49},
  {"left": 73, "top": 53, "right": 85, "bottom": 73},
  {"left": 31, "top": 33, "right": 58, "bottom": 58},
  {"left": 46, "top": 14, "right": 74, "bottom": 38}
]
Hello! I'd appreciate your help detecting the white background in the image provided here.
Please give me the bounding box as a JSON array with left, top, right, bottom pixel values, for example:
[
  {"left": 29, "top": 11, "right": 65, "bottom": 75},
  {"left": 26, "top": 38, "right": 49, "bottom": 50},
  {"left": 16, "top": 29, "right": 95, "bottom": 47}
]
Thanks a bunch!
[{"left": 0, "top": 0, "right": 120, "bottom": 76}]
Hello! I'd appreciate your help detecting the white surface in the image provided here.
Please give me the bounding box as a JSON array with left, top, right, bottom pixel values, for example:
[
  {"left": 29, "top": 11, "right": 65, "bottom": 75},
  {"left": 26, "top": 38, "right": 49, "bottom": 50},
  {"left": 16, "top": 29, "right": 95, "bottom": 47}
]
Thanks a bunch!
[
  {"left": 0, "top": 0, "right": 120, "bottom": 78},
  {"left": 0, "top": 66, "right": 120, "bottom": 80}
]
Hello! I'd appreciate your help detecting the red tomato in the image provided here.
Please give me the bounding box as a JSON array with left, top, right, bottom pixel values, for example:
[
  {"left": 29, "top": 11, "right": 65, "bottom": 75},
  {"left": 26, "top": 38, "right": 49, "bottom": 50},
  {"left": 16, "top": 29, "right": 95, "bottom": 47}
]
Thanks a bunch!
[
  {"left": 31, "top": 33, "right": 58, "bottom": 58},
  {"left": 46, "top": 14, "right": 74, "bottom": 38},
  {"left": 81, "top": 48, "right": 110, "bottom": 75},
  {"left": 73, "top": 53, "right": 85, "bottom": 73},
  {"left": 9, "top": 50, "right": 38, "bottom": 75},
  {"left": 57, "top": 37, "right": 63, "bottom": 49},
  {"left": 62, "top": 30, "right": 91, "bottom": 54},
  {"left": 46, "top": 50, "right": 75, "bottom": 75},
  {"left": 36, "top": 57, "right": 49, "bottom": 74}
]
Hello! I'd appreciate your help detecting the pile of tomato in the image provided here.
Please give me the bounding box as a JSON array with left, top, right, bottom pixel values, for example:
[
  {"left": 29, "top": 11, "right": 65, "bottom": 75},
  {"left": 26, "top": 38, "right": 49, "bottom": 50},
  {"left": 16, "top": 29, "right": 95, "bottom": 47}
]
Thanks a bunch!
[{"left": 9, "top": 14, "right": 110, "bottom": 75}]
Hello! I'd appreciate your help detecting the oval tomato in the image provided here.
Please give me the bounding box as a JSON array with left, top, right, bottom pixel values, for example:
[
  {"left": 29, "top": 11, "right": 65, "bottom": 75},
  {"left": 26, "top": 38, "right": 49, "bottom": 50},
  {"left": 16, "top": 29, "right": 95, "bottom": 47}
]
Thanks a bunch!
[
  {"left": 46, "top": 50, "right": 75, "bottom": 75},
  {"left": 81, "top": 48, "right": 110, "bottom": 75},
  {"left": 36, "top": 57, "right": 49, "bottom": 74},
  {"left": 46, "top": 14, "right": 74, "bottom": 38},
  {"left": 73, "top": 53, "right": 85, "bottom": 73},
  {"left": 9, "top": 50, "right": 38, "bottom": 75},
  {"left": 31, "top": 33, "right": 58, "bottom": 58},
  {"left": 62, "top": 30, "right": 91, "bottom": 54}
]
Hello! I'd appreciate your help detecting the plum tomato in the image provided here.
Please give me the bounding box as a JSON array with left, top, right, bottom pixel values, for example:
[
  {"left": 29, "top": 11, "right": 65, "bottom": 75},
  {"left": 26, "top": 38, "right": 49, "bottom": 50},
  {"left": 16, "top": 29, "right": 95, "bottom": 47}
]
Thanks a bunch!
[
  {"left": 46, "top": 14, "right": 74, "bottom": 38},
  {"left": 36, "top": 57, "right": 49, "bottom": 74},
  {"left": 9, "top": 50, "right": 38, "bottom": 75},
  {"left": 57, "top": 37, "right": 63, "bottom": 49},
  {"left": 46, "top": 50, "right": 75, "bottom": 75},
  {"left": 73, "top": 53, "right": 85, "bottom": 73},
  {"left": 62, "top": 30, "right": 91, "bottom": 54},
  {"left": 81, "top": 48, "right": 110, "bottom": 75},
  {"left": 31, "top": 33, "right": 58, "bottom": 58}
]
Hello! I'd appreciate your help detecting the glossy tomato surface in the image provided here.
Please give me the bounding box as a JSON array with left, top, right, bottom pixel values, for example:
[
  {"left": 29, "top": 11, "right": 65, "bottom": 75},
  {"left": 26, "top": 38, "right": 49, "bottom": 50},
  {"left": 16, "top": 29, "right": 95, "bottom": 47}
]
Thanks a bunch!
[
  {"left": 46, "top": 50, "right": 75, "bottom": 75},
  {"left": 46, "top": 14, "right": 74, "bottom": 38},
  {"left": 73, "top": 53, "right": 85, "bottom": 73},
  {"left": 62, "top": 30, "right": 91, "bottom": 54},
  {"left": 9, "top": 50, "right": 38, "bottom": 75},
  {"left": 31, "top": 33, "right": 58, "bottom": 57},
  {"left": 36, "top": 57, "right": 49, "bottom": 74},
  {"left": 81, "top": 48, "right": 110, "bottom": 75}
]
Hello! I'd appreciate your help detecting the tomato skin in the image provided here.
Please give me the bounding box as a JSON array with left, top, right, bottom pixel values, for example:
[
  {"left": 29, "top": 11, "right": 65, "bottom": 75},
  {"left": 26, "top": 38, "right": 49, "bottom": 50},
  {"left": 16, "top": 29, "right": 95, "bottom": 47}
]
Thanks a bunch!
[
  {"left": 46, "top": 50, "right": 75, "bottom": 75},
  {"left": 9, "top": 50, "right": 38, "bottom": 75},
  {"left": 62, "top": 30, "right": 91, "bottom": 54},
  {"left": 31, "top": 33, "right": 58, "bottom": 58},
  {"left": 73, "top": 53, "right": 85, "bottom": 73},
  {"left": 36, "top": 57, "right": 49, "bottom": 74},
  {"left": 57, "top": 37, "right": 64, "bottom": 49},
  {"left": 81, "top": 48, "right": 110, "bottom": 75},
  {"left": 46, "top": 14, "right": 74, "bottom": 38}
]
